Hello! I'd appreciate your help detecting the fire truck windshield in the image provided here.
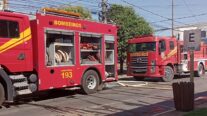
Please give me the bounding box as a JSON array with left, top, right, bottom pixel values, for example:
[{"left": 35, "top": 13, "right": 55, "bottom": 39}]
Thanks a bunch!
[{"left": 128, "top": 42, "right": 156, "bottom": 52}]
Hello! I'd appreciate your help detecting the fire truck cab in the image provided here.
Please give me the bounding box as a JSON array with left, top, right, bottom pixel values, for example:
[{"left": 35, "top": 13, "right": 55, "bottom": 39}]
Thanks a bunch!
[
  {"left": 0, "top": 9, "right": 118, "bottom": 105},
  {"left": 127, "top": 35, "right": 207, "bottom": 82}
]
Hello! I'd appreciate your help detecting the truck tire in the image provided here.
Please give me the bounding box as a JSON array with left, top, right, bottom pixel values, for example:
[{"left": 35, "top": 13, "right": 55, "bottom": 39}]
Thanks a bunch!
[
  {"left": 0, "top": 83, "right": 5, "bottom": 106},
  {"left": 196, "top": 64, "right": 205, "bottom": 77},
  {"left": 133, "top": 76, "right": 145, "bottom": 81},
  {"left": 81, "top": 70, "right": 99, "bottom": 94},
  {"left": 162, "top": 66, "right": 174, "bottom": 82}
]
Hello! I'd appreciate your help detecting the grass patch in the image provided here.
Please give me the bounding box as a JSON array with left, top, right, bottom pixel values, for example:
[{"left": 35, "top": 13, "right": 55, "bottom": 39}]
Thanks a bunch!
[{"left": 184, "top": 108, "right": 207, "bottom": 116}]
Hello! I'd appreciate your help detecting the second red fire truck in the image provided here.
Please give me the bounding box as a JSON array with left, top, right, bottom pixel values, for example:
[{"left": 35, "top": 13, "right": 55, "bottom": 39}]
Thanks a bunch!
[
  {"left": 0, "top": 8, "right": 118, "bottom": 105},
  {"left": 127, "top": 35, "right": 207, "bottom": 82}
]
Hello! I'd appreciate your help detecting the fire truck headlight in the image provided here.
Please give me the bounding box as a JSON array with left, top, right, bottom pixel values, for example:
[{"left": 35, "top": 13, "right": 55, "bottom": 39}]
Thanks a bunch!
[
  {"left": 151, "top": 60, "right": 156, "bottom": 66},
  {"left": 151, "top": 66, "right": 155, "bottom": 73},
  {"left": 151, "top": 60, "right": 156, "bottom": 73}
]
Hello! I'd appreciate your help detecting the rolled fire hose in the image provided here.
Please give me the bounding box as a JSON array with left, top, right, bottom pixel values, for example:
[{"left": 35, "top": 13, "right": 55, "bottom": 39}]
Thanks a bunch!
[
  {"left": 64, "top": 51, "right": 70, "bottom": 61},
  {"left": 55, "top": 49, "right": 70, "bottom": 63},
  {"left": 55, "top": 52, "right": 62, "bottom": 63},
  {"left": 57, "top": 50, "right": 66, "bottom": 62}
]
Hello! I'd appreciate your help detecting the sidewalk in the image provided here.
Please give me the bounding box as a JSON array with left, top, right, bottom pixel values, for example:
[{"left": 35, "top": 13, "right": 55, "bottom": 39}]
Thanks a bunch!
[
  {"left": 157, "top": 93, "right": 207, "bottom": 116},
  {"left": 117, "top": 75, "right": 207, "bottom": 116}
]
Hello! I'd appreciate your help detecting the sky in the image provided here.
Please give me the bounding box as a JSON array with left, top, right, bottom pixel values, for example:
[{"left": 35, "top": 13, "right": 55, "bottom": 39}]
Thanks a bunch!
[{"left": 6, "top": 0, "right": 207, "bottom": 36}]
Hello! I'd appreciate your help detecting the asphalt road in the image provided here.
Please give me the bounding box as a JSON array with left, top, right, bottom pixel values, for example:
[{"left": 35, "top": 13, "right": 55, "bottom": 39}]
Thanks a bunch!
[{"left": 1, "top": 75, "right": 207, "bottom": 116}]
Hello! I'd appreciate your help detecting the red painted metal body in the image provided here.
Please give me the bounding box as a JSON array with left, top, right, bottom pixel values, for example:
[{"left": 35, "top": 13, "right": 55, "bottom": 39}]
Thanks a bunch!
[
  {"left": 0, "top": 11, "right": 117, "bottom": 91},
  {"left": 127, "top": 36, "right": 207, "bottom": 78},
  {"left": 0, "top": 11, "right": 33, "bottom": 72}
]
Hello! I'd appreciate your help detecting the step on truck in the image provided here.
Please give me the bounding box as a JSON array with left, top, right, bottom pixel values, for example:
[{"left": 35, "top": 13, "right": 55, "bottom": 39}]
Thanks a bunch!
[
  {"left": 127, "top": 35, "right": 207, "bottom": 81},
  {"left": 0, "top": 8, "right": 118, "bottom": 105}
]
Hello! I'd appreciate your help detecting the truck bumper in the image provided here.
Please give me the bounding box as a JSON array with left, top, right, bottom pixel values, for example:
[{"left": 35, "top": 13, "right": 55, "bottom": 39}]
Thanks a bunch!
[
  {"left": 127, "top": 65, "right": 164, "bottom": 78},
  {"left": 127, "top": 73, "right": 163, "bottom": 78}
]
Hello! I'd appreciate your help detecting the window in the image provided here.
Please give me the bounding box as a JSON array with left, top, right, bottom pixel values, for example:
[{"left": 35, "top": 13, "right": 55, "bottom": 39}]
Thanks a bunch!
[
  {"left": 201, "top": 31, "right": 206, "bottom": 38},
  {"left": 128, "top": 42, "right": 156, "bottom": 53},
  {"left": 170, "top": 41, "right": 174, "bottom": 50},
  {"left": 45, "top": 30, "right": 75, "bottom": 66},
  {"left": 105, "top": 35, "right": 115, "bottom": 78},
  {"left": 206, "top": 48, "right": 207, "bottom": 55},
  {"left": 159, "top": 40, "right": 166, "bottom": 52},
  {"left": 80, "top": 33, "right": 102, "bottom": 64},
  {"left": 105, "top": 36, "right": 115, "bottom": 64},
  {"left": 177, "top": 33, "right": 180, "bottom": 40},
  {"left": 0, "top": 20, "right": 19, "bottom": 38},
  {"left": 180, "top": 45, "right": 184, "bottom": 53}
]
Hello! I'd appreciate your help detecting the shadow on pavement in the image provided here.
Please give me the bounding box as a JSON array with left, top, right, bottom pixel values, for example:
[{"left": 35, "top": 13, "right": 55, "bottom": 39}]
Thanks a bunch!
[
  {"left": 2, "top": 85, "right": 207, "bottom": 116},
  {"left": 2, "top": 73, "right": 207, "bottom": 116},
  {"left": 2, "top": 89, "right": 77, "bottom": 108},
  {"left": 118, "top": 74, "right": 192, "bottom": 82},
  {"left": 108, "top": 91, "right": 207, "bottom": 116}
]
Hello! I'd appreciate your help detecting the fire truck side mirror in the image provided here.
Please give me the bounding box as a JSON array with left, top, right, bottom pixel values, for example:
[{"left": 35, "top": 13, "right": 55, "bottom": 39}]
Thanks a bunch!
[
  {"left": 159, "top": 48, "right": 161, "bottom": 55},
  {"left": 158, "top": 44, "right": 161, "bottom": 55},
  {"left": 158, "top": 40, "right": 166, "bottom": 55}
]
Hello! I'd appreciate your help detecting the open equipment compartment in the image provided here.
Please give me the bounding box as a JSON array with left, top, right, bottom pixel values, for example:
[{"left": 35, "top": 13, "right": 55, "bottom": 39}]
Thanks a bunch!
[
  {"left": 105, "top": 35, "right": 115, "bottom": 78},
  {"left": 80, "top": 33, "right": 102, "bottom": 64},
  {"left": 45, "top": 29, "right": 75, "bottom": 66}
]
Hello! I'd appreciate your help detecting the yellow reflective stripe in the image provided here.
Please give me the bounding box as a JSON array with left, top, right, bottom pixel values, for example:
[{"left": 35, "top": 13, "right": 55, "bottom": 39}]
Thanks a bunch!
[
  {"left": 23, "top": 27, "right": 31, "bottom": 37},
  {"left": 163, "top": 47, "right": 177, "bottom": 60},
  {"left": 0, "top": 27, "right": 31, "bottom": 53},
  {"left": 167, "top": 47, "right": 177, "bottom": 57},
  {"left": 0, "top": 35, "right": 31, "bottom": 53},
  {"left": 0, "top": 33, "right": 24, "bottom": 52},
  {"left": 130, "top": 52, "right": 148, "bottom": 56}
]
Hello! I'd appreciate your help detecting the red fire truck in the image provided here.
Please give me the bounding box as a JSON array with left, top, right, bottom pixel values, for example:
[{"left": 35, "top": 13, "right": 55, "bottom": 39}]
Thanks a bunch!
[
  {"left": 0, "top": 8, "right": 118, "bottom": 105},
  {"left": 127, "top": 35, "right": 207, "bottom": 82}
]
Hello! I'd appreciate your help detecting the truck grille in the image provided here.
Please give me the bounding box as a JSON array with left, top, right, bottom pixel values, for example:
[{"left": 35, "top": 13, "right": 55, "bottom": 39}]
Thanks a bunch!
[{"left": 129, "top": 56, "right": 148, "bottom": 74}]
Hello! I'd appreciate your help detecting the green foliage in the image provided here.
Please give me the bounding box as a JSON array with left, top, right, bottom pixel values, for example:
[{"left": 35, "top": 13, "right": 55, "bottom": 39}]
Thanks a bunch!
[
  {"left": 184, "top": 108, "right": 207, "bottom": 116},
  {"left": 107, "top": 4, "right": 154, "bottom": 59},
  {"left": 63, "top": 6, "right": 92, "bottom": 19}
]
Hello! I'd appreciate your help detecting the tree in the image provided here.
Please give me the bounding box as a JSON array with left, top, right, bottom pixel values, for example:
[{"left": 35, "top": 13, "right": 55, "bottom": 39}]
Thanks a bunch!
[
  {"left": 107, "top": 4, "right": 154, "bottom": 73},
  {"left": 63, "top": 6, "right": 92, "bottom": 19}
]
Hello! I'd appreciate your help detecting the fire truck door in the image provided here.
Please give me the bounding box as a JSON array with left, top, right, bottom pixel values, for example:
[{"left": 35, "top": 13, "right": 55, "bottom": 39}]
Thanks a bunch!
[
  {"left": 159, "top": 40, "right": 166, "bottom": 59},
  {"left": 0, "top": 17, "right": 27, "bottom": 71}
]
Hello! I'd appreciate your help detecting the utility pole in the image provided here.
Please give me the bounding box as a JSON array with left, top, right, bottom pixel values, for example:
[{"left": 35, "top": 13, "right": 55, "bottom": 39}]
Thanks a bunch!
[
  {"left": 101, "top": 0, "right": 107, "bottom": 23},
  {"left": 172, "top": 0, "right": 174, "bottom": 37},
  {"left": 3, "top": 0, "right": 8, "bottom": 10}
]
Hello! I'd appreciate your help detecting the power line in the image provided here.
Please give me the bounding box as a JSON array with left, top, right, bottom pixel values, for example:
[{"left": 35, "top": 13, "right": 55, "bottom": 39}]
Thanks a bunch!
[
  {"left": 121, "top": 0, "right": 171, "bottom": 20},
  {"left": 154, "top": 25, "right": 185, "bottom": 32},
  {"left": 76, "top": 0, "right": 99, "bottom": 4},
  {"left": 182, "top": 0, "right": 199, "bottom": 23},
  {"left": 8, "top": 2, "right": 41, "bottom": 9},
  {"left": 9, "top": 0, "right": 100, "bottom": 14},
  {"left": 9, "top": 0, "right": 58, "bottom": 8},
  {"left": 172, "top": 0, "right": 174, "bottom": 36},
  {"left": 101, "top": 0, "right": 108, "bottom": 23},
  {"left": 7, "top": 0, "right": 206, "bottom": 34},
  {"left": 120, "top": 0, "right": 193, "bottom": 27},
  {"left": 151, "top": 12, "right": 207, "bottom": 24}
]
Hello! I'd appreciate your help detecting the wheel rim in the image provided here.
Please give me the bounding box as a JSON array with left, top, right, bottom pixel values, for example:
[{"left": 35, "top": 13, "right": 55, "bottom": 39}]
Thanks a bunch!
[
  {"left": 165, "top": 67, "right": 173, "bottom": 80},
  {"left": 198, "top": 65, "right": 204, "bottom": 76},
  {"left": 86, "top": 75, "right": 97, "bottom": 89}
]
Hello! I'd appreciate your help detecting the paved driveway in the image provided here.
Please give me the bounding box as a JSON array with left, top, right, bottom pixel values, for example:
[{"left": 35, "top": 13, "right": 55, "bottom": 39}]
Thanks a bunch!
[{"left": 0, "top": 75, "right": 207, "bottom": 116}]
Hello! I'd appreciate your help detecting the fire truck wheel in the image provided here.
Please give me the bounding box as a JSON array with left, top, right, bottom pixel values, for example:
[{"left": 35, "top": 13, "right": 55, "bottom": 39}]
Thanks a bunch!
[
  {"left": 133, "top": 76, "right": 145, "bottom": 81},
  {"left": 196, "top": 64, "right": 205, "bottom": 77},
  {"left": 0, "top": 83, "right": 5, "bottom": 106},
  {"left": 81, "top": 70, "right": 99, "bottom": 94},
  {"left": 162, "top": 66, "right": 174, "bottom": 82}
]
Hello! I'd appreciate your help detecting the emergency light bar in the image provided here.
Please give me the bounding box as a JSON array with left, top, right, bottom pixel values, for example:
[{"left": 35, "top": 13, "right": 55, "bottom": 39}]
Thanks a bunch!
[{"left": 42, "top": 8, "right": 81, "bottom": 18}]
